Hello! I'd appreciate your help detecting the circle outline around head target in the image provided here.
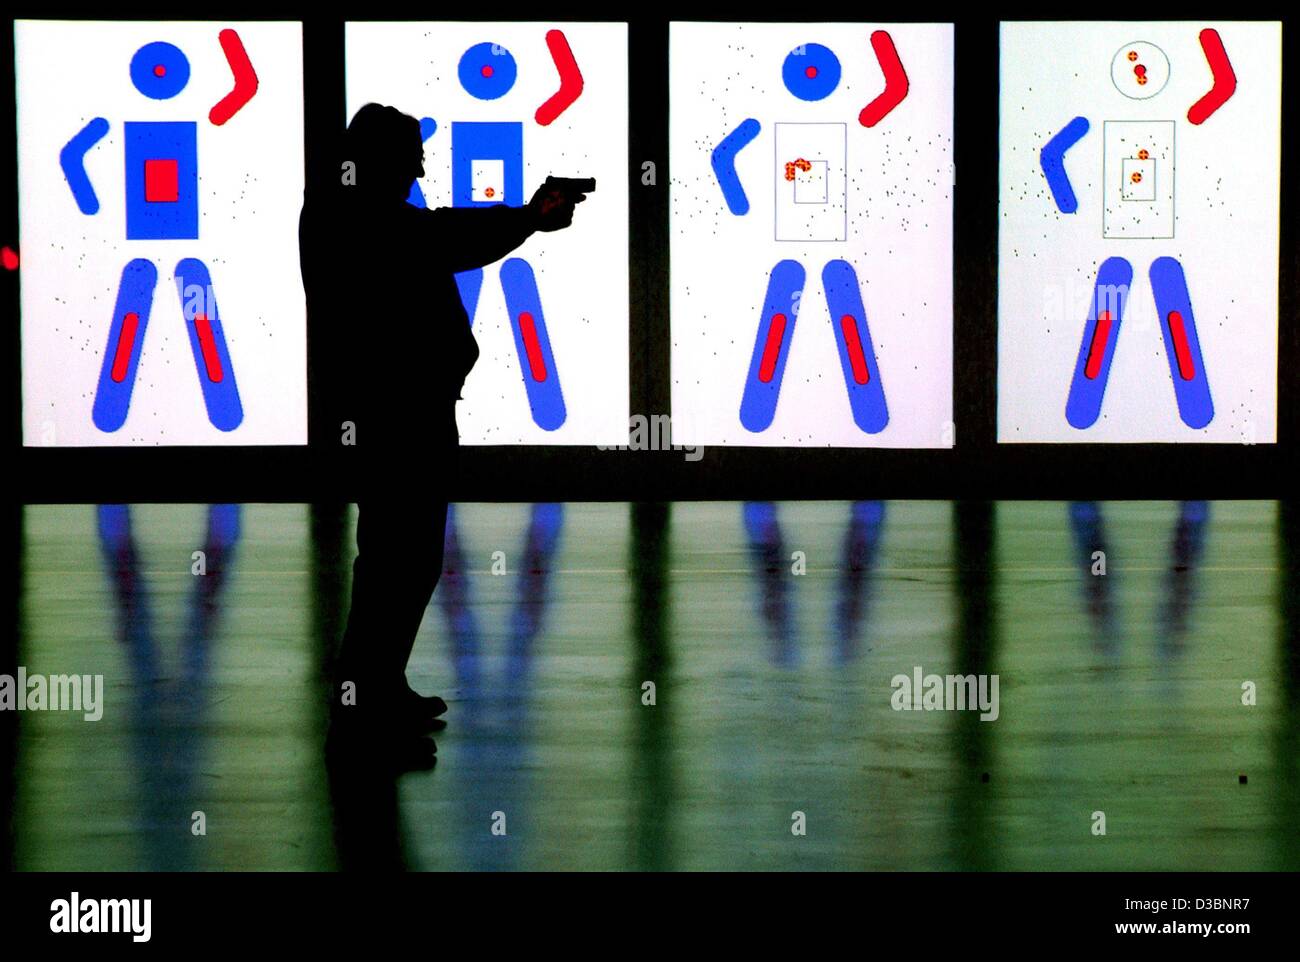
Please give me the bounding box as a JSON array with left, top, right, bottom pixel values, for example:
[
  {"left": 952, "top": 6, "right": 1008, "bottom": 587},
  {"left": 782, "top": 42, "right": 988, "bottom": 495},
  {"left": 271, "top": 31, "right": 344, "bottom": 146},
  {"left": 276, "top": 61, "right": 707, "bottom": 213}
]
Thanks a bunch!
[{"left": 1110, "top": 40, "right": 1170, "bottom": 100}]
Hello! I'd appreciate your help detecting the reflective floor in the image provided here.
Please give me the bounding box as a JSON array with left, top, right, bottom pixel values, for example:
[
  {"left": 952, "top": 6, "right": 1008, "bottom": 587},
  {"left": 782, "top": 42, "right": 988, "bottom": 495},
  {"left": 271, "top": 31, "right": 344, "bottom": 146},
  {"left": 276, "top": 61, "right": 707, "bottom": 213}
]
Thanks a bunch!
[{"left": 2, "top": 501, "right": 1296, "bottom": 870}]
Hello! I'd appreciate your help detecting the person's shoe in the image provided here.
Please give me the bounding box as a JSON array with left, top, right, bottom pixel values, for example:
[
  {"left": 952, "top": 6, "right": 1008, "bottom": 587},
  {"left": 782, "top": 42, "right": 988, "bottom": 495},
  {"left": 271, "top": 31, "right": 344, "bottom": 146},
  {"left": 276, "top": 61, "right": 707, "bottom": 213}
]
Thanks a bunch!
[{"left": 401, "top": 688, "right": 448, "bottom": 719}]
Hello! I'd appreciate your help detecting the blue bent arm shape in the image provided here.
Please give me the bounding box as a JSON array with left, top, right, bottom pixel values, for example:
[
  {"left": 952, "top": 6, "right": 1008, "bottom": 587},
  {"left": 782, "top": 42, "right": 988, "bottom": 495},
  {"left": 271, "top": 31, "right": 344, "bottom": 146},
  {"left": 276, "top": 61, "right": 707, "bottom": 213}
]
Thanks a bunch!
[
  {"left": 61, "top": 117, "right": 110, "bottom": 215},
  {"left": 1040, "top": 116, "right": 1089, "bottom": 214},
  {"left": 712, "top": 118, "right": 761, "bottom": 215}
]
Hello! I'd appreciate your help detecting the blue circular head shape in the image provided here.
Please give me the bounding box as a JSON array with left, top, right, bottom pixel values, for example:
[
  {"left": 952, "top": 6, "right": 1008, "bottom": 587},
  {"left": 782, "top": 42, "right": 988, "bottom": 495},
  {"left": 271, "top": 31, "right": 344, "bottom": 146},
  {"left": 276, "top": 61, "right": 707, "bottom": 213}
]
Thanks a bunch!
[
  {"left": 130, "top": 41, "right": 191, "bottom": 99},
  {"left": 458, "top": 42, "right": 517, "bottom": 99},
  {"left": 782, "top": 43, "right": 841, "bottom": 101}
]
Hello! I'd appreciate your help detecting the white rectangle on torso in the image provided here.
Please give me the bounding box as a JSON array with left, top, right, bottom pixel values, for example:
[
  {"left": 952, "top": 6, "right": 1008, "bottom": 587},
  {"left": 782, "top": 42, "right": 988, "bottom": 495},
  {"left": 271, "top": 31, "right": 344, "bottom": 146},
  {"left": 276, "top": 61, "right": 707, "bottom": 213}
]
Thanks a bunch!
[
  {"left": 1103, "top": 120, "right": 1175, "bottom": 239},
  {"left": 774, "top": 122, "right": 846, "bottom": 242}
]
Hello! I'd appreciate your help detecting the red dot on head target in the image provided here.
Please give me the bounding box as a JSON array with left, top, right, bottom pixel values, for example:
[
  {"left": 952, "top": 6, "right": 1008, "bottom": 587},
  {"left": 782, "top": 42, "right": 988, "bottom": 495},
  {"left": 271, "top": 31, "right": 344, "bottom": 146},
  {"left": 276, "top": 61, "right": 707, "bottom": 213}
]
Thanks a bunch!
[
  {"left": 805, "top": 65, "right": 818, "bottom": 79},
  {"left": 481, "top": 64, "right": 494, "bottom": 78},
  {"left": 154, "top": 64, "right": 166, "bottom": 77}
]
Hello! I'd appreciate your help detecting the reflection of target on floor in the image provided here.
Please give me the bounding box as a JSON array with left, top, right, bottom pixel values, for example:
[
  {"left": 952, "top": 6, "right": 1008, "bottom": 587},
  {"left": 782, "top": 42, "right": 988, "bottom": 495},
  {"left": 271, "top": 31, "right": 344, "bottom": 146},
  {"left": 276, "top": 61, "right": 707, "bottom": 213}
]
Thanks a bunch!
[{"left": 1110, "top": 41, "right": 1170, "bottom": 99}]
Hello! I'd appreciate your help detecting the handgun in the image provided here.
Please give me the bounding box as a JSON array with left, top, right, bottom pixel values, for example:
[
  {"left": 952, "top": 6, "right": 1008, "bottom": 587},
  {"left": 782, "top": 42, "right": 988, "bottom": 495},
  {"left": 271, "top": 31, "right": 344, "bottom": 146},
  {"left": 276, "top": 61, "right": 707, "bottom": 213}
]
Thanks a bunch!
[{"left": 544, "top": 175, "right": 596, "bottom": 197}]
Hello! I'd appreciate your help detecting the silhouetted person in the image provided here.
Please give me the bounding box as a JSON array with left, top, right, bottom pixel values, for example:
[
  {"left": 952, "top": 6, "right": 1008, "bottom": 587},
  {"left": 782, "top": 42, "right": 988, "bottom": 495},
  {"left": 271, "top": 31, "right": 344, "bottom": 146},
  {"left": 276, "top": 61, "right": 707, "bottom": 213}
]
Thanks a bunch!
[{"left": 301, "top": 103, "right": 584, "bottom": 766}]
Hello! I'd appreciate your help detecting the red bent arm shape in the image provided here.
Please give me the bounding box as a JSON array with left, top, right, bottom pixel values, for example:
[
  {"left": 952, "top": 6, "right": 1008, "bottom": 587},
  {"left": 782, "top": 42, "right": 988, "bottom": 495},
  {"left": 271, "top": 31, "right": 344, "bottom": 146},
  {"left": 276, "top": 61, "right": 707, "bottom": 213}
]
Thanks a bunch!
[
  {"left": 1187, "top": 28, "right": 1236, "bottom": 126},
  {"left": 859, "top": 30, "right": 909, "bottom": 128},
  {"left": 536, "top": 30, "right": 584, "bottom": 126},
  {"left": 210, "top": 28, "right": 259, "bottom": 126}
]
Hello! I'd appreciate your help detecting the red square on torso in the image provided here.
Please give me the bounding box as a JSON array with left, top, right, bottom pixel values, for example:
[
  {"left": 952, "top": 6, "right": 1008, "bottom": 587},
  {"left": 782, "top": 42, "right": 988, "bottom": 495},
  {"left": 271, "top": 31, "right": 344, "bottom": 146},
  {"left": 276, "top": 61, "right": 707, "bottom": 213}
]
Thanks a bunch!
[{"left": 144, "top": 159, "right": 179, "bottom": 202}]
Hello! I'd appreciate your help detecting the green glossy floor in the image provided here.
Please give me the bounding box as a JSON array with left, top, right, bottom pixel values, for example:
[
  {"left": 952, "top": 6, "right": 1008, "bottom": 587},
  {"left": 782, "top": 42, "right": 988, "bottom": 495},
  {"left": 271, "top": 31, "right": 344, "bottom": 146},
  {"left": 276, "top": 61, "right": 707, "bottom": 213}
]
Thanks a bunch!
[{"left": 4, "top": 501, "right": 1297, "bottom": 870}]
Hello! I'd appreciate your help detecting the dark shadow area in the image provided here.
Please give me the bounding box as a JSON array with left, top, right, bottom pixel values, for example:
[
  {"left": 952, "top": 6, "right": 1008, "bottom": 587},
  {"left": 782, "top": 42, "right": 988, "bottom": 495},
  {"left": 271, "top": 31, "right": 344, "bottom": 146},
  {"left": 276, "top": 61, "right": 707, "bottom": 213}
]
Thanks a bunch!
[
  {"left": 950, "top": 500, "right": 999, "bottom": 871},
  {"left": 627, "top": 501, "right": 676, "bottom": 870},
  {"left": 324, "top": 741, "right": 413, "bottom": 872},
  {"left": 310, "top": 501, "right": 415, "bottom": 872}
]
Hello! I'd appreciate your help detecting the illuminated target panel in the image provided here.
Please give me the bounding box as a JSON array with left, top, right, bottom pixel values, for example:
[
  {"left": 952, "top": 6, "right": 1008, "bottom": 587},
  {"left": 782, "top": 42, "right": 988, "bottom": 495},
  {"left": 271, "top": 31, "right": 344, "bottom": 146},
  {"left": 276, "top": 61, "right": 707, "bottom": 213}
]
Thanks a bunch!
[
  {"left": 997, "top": 21, "right": 1281, "bottom": 443},
  {"left": 670, "top": 22, "right": 954, "bottom": 448},
  {"left": 16, "top": 20, "right": 306, "bottom": 446},
  {"left": 346, "top": 22, "right": 629, "bottom": 446}
]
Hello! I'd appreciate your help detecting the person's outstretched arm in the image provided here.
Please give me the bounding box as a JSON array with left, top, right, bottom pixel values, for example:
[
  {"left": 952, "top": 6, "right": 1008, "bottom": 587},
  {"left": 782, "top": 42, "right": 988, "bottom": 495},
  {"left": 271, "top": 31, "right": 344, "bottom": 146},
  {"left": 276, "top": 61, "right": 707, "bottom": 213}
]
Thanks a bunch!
[
  {"left": 420, "top": 181, "right": 583, "bottom": 273},
  {"left": 424, "top": 204, "right": 538, "bottom": 273}
]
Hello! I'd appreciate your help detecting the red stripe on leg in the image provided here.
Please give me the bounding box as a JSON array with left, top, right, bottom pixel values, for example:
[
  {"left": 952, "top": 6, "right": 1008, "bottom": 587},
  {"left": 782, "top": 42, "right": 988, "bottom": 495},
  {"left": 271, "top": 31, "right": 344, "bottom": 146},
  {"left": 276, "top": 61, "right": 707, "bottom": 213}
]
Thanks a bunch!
[
  {"left": 840, "top": 314, "right": 870, "bottom": 384},
  {"left": 194, "top": 314, "right": 224, "bottom": 383},
  {"left": 758, "top": 313, "right": 788, "bottom": 383},
  {"left": 111, "top": 312, "right": 140, "bottom": 383},
  {"left": 520, "top": 312, "right": 548, "bottom": 382},
  {"left": 1167, "top": 310, "right": 1195, "bottom": 380},
  {"left": 1084, "top": 311, "right": 1112, "bottom": 380}
]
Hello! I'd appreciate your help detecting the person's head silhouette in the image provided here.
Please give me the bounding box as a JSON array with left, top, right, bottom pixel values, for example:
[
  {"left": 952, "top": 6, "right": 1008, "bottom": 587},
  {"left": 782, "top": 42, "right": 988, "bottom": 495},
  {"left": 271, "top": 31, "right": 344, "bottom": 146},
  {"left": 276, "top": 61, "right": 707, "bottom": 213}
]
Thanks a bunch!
[{"left": 344, "top": 103, "right": 424, "bottom": 201}]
